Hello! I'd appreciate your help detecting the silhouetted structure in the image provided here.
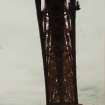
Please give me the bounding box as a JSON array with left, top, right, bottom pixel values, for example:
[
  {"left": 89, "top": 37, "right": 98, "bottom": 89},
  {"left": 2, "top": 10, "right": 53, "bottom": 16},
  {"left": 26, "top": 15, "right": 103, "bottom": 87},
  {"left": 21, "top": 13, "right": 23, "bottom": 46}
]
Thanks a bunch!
[{"left": 35, "top": 0, "right": 81, "bottom": 105}]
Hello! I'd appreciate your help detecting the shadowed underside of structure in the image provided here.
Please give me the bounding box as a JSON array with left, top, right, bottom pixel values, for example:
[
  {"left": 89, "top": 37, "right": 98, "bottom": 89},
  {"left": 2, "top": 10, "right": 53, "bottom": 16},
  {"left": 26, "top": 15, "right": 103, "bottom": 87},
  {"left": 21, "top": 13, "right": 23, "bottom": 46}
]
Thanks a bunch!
[{"left": 35, "top": 0, "right": 81, "bottom": 105}]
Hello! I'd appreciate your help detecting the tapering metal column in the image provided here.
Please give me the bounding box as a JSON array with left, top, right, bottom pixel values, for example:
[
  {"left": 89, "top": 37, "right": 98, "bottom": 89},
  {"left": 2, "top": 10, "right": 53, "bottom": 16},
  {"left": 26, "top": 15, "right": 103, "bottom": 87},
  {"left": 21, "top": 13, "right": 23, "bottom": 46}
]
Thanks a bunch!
[{"left": 35, "top": 0, "right": 82, "bottom": 105}]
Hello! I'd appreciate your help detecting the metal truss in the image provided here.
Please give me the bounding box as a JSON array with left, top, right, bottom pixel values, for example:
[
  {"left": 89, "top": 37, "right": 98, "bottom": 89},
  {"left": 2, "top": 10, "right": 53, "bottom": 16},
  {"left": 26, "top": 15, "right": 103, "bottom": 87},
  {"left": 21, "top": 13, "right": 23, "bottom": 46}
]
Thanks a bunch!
[{"left": 35, "top": 0, "right": 81, "bottom": 105}]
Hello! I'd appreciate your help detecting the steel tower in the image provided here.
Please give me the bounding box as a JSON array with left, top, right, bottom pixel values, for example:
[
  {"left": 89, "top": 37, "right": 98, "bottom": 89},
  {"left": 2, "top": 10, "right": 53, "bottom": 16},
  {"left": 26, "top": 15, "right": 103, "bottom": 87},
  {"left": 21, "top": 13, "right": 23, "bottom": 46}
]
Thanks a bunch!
[{"left": 35, "top": 0, "right": 82, "bottom": 105}]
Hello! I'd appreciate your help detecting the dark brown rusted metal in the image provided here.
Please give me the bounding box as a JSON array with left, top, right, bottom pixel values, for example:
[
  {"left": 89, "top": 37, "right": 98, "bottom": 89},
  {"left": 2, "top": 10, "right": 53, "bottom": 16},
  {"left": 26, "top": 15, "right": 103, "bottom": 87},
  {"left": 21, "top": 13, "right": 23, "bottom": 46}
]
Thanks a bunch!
[{"left": 35, "top": 0, "right": 82, "bottom": 105}]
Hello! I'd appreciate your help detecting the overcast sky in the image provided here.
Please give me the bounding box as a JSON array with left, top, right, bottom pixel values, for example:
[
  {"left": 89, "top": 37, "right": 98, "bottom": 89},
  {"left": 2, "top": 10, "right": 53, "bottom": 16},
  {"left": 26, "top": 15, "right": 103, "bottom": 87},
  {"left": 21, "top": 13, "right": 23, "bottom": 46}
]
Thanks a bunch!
[{"left": 0, "top": 0, "right": 104, "bottom": 105}]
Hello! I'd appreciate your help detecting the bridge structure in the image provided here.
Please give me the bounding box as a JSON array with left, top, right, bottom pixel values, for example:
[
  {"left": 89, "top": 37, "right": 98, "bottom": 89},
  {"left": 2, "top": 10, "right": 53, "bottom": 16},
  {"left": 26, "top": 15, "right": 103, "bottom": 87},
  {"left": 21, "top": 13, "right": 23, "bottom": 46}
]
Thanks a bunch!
[{"left": 35, "top": 0, "right": 82, "bottom": 105}]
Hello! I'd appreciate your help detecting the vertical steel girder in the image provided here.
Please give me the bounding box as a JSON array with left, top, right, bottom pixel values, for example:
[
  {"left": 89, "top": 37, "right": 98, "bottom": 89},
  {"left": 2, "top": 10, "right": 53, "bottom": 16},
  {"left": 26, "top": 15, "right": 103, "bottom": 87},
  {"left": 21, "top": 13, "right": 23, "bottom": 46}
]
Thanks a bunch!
[{"left": 35, "top": 0, "right": 81, "bottom": 105}]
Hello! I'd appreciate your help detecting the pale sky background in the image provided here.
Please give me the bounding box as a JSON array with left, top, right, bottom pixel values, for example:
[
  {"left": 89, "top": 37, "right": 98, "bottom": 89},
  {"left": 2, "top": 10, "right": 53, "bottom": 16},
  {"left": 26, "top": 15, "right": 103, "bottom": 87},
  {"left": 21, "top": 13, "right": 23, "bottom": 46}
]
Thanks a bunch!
[{"left": 0, "top": 0, "right": 104, "bottom": 105}]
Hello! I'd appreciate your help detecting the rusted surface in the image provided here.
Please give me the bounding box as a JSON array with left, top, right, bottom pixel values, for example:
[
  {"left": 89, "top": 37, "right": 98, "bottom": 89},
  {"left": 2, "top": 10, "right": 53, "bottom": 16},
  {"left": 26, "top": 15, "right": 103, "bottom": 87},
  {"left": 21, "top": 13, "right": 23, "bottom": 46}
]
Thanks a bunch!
[{"left": 35, "top": 0, "right": 82, "bottom": 105}]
